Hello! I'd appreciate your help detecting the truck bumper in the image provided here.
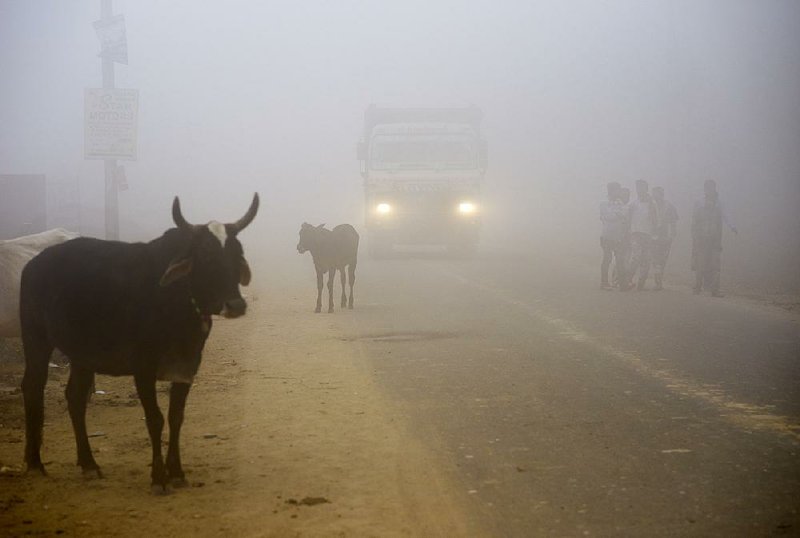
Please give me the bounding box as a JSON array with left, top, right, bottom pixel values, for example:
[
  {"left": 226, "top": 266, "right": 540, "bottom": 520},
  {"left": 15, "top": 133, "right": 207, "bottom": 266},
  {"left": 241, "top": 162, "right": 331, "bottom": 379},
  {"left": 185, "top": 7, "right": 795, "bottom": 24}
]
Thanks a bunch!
[{"left": 367, "top": 215, "right": 481, "bottom": 246}]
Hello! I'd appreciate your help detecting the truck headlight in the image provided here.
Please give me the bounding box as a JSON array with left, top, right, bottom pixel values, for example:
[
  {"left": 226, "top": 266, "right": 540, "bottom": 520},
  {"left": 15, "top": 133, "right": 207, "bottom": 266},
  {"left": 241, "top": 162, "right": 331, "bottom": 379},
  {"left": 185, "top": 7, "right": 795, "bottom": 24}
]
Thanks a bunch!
[
  {"left": 458, "top": 202, "right": 477, "bottom": 215},
  {"left": 376, "top": 202, "right": 392, "bottom": 215}
]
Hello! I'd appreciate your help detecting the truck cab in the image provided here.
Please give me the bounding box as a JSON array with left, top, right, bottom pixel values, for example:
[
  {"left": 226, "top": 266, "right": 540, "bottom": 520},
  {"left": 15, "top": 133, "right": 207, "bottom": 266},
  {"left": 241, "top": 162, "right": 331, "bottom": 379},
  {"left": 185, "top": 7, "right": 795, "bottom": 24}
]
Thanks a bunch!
[{"left": 358, "top": 106, "right": 487, "bottom": 257}]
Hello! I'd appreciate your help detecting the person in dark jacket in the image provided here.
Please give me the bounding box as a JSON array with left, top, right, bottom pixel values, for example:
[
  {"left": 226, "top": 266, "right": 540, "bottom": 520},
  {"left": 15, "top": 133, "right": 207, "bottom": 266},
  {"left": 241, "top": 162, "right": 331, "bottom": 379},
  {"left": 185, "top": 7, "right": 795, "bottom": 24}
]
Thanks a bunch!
[{"left": 691, "top": 180, "right": 734, "bottom": 296}]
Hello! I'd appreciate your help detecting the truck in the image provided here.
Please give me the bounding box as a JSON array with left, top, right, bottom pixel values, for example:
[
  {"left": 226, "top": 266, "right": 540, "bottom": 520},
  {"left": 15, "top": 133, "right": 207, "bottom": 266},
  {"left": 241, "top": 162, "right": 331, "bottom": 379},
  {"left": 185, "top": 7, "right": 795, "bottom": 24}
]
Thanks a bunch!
[{"left": 357, "top": 105, "right": 487, "bottom": 257}]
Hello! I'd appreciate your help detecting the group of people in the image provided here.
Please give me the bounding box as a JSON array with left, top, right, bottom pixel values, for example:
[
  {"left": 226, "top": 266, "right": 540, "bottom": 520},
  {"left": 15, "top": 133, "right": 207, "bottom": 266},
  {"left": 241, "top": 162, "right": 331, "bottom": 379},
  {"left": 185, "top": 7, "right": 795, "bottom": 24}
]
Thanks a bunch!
[{"left": 599, "top": 179, "right": 736, "bottom": 296}]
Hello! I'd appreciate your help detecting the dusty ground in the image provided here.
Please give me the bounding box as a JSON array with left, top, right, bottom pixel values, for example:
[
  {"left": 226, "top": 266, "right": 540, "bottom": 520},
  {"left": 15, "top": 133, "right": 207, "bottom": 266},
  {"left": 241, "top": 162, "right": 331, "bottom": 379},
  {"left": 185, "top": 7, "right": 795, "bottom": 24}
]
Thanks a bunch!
[
  {"left": 2, "top": 245, "right": 798, "bottom": 537},
  {"left": 0, "top": 280, "right": 481, "bottom": 537}
]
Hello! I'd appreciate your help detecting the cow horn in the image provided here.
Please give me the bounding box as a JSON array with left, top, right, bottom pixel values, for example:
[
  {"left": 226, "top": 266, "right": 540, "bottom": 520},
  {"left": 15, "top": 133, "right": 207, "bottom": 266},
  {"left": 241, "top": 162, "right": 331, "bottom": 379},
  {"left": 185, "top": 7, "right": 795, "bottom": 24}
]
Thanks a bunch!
[
  {"left": 229, "top": 193, "right": 259, "bottom": 234},
  {"left": 172, "top": 197, "right": 192, "bottom": 230}
]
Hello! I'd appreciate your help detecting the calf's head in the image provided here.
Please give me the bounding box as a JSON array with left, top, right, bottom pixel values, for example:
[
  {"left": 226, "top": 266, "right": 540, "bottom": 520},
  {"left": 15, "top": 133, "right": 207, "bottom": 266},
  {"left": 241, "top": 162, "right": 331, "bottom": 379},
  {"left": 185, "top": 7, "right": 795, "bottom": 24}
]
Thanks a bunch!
[
  {"left": 297, "top": 222, "right": 325, "bottom": 254},
  {"left": 160, "top": 193, "right": 259, "bottom": 318}
]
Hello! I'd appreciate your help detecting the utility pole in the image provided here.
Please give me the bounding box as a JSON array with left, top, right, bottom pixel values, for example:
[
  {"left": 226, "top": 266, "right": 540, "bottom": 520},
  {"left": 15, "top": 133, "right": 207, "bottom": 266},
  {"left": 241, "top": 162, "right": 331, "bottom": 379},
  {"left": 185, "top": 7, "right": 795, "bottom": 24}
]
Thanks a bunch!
[{"left": 101, "top": 0, "right": 118, "bottom": 240}]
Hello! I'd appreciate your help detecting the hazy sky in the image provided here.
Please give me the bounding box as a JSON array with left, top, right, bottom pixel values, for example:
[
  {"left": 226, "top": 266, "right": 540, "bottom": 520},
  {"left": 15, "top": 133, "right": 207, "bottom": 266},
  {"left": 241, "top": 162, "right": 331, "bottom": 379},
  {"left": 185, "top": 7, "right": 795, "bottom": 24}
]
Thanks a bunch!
[{"left": 1, "top": 1, "right": 799, "bottom": 289}]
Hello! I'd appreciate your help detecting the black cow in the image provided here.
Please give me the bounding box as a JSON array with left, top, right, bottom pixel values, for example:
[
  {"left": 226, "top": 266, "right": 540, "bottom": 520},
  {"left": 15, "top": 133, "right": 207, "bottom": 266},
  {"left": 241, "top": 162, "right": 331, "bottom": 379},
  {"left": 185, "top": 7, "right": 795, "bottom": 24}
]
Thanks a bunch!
[
  {"left": 296, "top": 223, "right": 359, "bottom": 313},
  {"left": 20, "top": 194, "right": 259, "bottom": 492}
]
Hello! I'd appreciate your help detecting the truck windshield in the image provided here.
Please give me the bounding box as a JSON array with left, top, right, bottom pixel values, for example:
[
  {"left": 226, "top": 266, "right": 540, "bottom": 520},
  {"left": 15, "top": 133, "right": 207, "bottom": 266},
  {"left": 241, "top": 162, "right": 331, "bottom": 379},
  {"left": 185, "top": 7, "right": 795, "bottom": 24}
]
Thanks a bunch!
[{"left": 370, "top": 134, "right": 476, "bottom": 170}]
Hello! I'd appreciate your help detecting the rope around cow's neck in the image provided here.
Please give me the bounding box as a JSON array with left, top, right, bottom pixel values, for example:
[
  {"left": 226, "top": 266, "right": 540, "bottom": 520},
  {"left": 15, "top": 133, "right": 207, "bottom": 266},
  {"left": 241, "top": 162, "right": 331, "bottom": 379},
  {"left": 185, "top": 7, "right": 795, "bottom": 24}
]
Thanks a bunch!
[{"left": 189, "top": 295, "right": 211, "bottom": 333}]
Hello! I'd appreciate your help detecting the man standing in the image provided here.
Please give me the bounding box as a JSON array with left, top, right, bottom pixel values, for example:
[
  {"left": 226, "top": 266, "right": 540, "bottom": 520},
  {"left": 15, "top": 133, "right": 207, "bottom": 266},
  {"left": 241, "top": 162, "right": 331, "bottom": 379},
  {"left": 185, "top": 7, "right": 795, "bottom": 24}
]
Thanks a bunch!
[
  {"left": 599, "top": 182, "right": 627, "bottom": 290},
  {"left": 616, "top": 187, "right": 633, "bottom": 290},
  {"left": 692, "top": 180, "right": 736, "bottom": 297},
  {"left": 628, "top": 179, "right": 658, "bottom": 291},
  {"left": 651, "top": 186, "right": 678, "bottom": 290}
]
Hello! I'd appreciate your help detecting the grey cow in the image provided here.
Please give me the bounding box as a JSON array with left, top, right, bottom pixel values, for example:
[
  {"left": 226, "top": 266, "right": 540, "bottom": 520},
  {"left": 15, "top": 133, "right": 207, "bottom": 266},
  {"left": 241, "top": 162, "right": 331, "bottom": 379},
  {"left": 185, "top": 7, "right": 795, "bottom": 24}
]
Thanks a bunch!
[{"left": 297, "top": 223, "right": 359, "bottom": 313}]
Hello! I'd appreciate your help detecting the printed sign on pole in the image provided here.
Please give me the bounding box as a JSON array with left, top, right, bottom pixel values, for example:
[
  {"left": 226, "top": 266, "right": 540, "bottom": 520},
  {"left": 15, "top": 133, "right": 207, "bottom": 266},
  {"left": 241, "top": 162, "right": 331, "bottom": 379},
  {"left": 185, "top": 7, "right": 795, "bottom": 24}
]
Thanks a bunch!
[
  {"left": 93, "top": 14, "right": 128, "bottom": 65},
  {"left": 84, "top": 88, "right": 139, "bottom": 161}
]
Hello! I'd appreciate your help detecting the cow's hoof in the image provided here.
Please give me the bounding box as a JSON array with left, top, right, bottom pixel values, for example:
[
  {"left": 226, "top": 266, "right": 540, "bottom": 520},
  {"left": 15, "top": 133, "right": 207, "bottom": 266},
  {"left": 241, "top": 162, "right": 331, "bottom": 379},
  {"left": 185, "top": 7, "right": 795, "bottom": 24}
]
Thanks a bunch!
[
  {"left": 348, "top": 304, "right": 353, "bottom": 310},
  {"left": 151, "top": 483, "right": 171, "bottom": 496},
  {"left": 314, "top": 307, "right": 321, "bottom": 314},
  {"left": 328, "top": 309, "right": 334, "bottom": 313},
  {"left": 25, "top": 464, "right": 47, "bottom": 477},
  {"left": 82, "top": 467, "right": 104, "bottom": 479},
  {"left": 170, "top": 477, "right": 189, "bottom": 488}
]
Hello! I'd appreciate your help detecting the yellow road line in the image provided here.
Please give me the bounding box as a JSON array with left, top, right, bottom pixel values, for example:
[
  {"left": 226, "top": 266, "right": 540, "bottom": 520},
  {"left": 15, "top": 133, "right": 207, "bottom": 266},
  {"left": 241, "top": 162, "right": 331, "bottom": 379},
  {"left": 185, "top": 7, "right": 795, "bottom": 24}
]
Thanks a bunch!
[{"left": 444, "top": 267, "right": 800, "bottom": 443}]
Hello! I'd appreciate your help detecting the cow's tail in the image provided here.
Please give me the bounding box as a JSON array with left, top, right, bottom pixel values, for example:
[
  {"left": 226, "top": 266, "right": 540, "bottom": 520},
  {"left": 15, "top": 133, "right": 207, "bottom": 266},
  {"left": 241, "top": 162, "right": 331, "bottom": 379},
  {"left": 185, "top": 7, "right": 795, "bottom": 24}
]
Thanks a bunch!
[
  {"left": 348, "top": 231, "right": 358, "bottom": 309},
  {"left": 351, "top": 230, "right": 360, "bottom": 268}
]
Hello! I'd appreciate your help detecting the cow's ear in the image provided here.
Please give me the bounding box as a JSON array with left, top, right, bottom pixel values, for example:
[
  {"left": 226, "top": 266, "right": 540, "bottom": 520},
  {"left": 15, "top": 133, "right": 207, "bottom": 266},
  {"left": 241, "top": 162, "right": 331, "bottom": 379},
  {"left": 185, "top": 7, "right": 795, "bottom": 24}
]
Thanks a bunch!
[
  {"left": 159, "top": 257, "right": 193, "bottom": 287},
  {"left": 239, "top": 257, "right": 251, "bottom": 286},
  {"left": 316, "top": 223, "right": 326, "bottom": 230}
]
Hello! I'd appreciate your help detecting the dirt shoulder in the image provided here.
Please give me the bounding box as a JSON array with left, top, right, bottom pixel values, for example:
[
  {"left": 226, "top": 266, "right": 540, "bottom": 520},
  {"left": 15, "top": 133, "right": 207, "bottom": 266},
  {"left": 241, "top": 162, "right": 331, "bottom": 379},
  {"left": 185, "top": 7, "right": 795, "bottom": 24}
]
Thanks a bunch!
[{"left": 0, "top": 280, "right": 480, "bottom": 537}]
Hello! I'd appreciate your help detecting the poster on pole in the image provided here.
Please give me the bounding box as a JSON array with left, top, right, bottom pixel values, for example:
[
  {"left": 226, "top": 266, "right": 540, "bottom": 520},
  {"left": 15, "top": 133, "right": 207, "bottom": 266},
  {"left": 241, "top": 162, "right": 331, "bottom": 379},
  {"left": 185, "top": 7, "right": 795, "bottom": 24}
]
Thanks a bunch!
[
  {"left": 84, "top": 88, "right": 139, "bottom": 160},
  {"left": 93, "top": 14, "right": 128, "bottom": 64}
]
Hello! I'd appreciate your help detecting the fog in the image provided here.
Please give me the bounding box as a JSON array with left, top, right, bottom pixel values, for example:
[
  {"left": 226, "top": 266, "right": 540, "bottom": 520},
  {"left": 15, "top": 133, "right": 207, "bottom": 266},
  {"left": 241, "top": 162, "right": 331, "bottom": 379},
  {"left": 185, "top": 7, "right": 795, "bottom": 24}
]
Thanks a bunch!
[
  {"left": 3, "top": 4, "right": 800, "bottom": 533},
  {"left": 2, "top": 0, "right": 799, "bottom": 292}
]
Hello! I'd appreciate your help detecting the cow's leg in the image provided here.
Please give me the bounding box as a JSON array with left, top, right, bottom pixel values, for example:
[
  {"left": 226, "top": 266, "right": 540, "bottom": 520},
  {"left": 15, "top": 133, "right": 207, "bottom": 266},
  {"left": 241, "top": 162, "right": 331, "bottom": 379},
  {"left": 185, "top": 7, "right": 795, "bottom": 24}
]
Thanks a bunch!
[
  {"left": 340, "top": 266, "right": 347, "bottom": 308},
  {"left": 166, "top": 382, "right": 191, "bottom": 487},
  {"left": 347, "top": 261, "right": 356, "bottom": 309},
  {"left": 315, "top": 268, "right": 323, "bottom": 313},
  {"left": 21, "top": 336, "right": 52, "bottom": 475},
  {"left": 327, "top": 268, "right": 335, "bottom": 313},
  {"left": 134, "top": 373, "right": 167, "bottom": 493},
  {"left": 65, "top": 365, "right": 102, "bottom": 477}
]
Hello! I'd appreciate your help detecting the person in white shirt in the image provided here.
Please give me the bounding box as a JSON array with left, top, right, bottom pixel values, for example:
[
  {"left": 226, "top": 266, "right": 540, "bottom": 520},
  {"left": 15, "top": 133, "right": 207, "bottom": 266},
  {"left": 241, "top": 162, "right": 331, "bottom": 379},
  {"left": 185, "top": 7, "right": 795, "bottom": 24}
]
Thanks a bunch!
[
  {"left": 615, "top": 187, "right": 633, "bottom": 290},
  {"left": 599, "top": 182, "right": 628, "bottom": 290},
  {"left": 651, "top": 186, "right": 678, "bottom": 290},
  {"left": 627, "top": 179, "right": 659, "bottom": 291}
]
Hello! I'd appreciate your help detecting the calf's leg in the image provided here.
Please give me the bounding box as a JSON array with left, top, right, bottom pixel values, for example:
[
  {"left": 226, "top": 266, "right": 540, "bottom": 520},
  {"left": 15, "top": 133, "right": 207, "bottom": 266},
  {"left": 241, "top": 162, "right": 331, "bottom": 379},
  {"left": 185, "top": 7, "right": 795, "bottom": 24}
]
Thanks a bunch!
[
  {"left": 166, "top": 382, "right": 191, "bottom": 487},
  {"left": 65, "top": 365, "right": 102, "bottom": 477},
  {"left": 340, "top": 266, "right": 347, "bottom": 308},
  {"left": 315, "top": 268, "right": 323, "bottom": 313},
  {"left": 134, "top": 373, "right": 168, "bottom": 493},
  {"left": 327, "top": 268, "right": 335, "bottom": 313}
]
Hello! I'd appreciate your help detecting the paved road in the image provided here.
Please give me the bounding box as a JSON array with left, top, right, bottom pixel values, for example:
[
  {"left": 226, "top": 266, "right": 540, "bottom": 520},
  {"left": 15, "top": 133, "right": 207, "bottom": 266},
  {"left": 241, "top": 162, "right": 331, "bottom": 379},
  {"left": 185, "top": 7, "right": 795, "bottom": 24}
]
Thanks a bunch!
[
  {"left": 2, "top": 241, "right": 798, "bottom": 537},
  {"left": 327, "top": 249, "right": 800, "bottom": 537}
]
